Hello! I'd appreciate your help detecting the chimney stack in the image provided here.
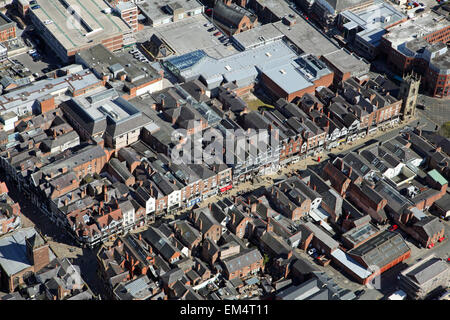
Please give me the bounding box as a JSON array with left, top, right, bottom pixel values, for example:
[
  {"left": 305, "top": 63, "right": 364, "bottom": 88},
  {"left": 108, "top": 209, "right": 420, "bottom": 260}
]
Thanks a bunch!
[{"left": 103, "top": 185, "right": 108, "bottom": 202}]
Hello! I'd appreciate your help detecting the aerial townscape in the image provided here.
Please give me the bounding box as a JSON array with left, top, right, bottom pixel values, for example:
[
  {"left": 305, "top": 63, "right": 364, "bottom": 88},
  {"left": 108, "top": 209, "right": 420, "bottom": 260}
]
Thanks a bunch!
[{"left": 0, "top": 0, "right": 448, "bottom": 304}]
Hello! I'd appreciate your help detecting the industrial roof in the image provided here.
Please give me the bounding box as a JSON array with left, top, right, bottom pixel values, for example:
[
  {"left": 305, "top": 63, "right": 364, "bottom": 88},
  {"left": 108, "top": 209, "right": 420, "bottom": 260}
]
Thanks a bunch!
[
  {"left": 29, "top": 0, "right": 132, "bottom": 52},
  {"left": 348, "top": 231, "right": 410, "bottom": 269}
]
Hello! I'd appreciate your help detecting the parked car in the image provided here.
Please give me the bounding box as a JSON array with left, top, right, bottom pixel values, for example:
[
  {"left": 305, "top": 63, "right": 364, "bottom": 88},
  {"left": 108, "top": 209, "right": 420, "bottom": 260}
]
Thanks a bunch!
[
  {"left": 389, "top": 224, "right": 398, "bottom": 231},
  {"left": 208, "top": 27, "right": 216, "bottom": 32},
  {"left": 28, "top": 49, "right": 36, "bottom": 55},
  {"left": 214, "top": 31, "right": 222, "bottom": 36},
  {"left": 355, "top": 290, "right": 365, "bottom": 297},
  {"left": 308, "top": 248, "right": 317, "bottom": 256}
]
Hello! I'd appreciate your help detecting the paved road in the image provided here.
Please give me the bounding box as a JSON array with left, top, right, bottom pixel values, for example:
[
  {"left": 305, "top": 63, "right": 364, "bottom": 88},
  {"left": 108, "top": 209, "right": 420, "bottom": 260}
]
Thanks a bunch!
[{"left": 417, "top": 94, "right": 450, "bottom": 128}]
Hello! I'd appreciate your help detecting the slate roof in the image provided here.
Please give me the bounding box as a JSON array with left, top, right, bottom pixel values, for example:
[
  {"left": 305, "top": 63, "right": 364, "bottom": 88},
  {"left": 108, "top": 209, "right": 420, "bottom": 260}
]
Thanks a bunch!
[
  {"left": 222, "top": 248, "right": 262, "bottom": 274},
  {"left": 348, "top": 231, "right": 410, "bottom": 269},
  {"left": 260, "top": 231, "right": 292, "bottom": 258},
  {"left": 413, "top": 216, "right": 443, "bottom": 238},
  {"left": 304, "top": 222, "right": 339, "bottom": 251},
  {"left": 143, "top": 227, "right": 181, "bottom": 263},
  {"left": 403, "top": 255, "right": 449, "bottom": 285}
]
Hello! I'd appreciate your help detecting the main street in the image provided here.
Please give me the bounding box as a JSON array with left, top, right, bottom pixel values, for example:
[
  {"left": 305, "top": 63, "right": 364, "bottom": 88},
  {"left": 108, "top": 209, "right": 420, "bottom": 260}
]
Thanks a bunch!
[{"left": 0, "top": 113, "right": 433, "bottom": 298}]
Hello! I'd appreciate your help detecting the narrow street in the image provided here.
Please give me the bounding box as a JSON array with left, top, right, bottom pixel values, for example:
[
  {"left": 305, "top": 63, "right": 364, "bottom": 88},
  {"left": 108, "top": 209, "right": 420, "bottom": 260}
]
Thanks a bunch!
[{"left": 0, "top": 170, "right": 107, "bottom": 298}]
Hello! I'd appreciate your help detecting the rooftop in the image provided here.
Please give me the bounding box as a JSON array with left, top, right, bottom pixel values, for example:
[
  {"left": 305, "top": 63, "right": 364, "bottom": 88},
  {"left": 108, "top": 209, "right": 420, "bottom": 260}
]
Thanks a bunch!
[
  {"left": 0, "top": 228, "right": 55, "bottom": 276},
  {"left": 29, "top": 0, "right": 132, "bottom": 51},
  {"left": 383, "top": 12, "right": 449, "bottom": 49},
  {"left": 0, "top": 69, "right": 101, "bottom": 114},
  {"left": 341, "top": 1, "right": 406, "bottom": 45},
  {"left": 138, "top": 0, "right": 203, "bottom": 24}
]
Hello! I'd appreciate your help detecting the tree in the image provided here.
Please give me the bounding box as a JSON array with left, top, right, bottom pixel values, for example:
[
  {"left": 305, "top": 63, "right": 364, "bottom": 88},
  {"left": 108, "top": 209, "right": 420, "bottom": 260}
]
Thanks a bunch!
[
  {"left": 80, "top": 174, "right": 94, "bottom": 185},
  {"left": 439, "top": 121, "right": 450, "bottom": 138},
  {"left": 263, "top": 253, "right": 270, "bottom": 266}
]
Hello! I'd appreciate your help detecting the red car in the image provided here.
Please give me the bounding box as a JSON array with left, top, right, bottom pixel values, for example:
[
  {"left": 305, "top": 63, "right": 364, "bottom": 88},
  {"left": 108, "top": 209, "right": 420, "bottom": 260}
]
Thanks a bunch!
[
  {"left": 214, "top": 31, "right": 222, "bottom": 36},
  {"left": 447, "top": 257, "right": 450, "bottom": 263},
  {"left": 389, "top": 225, "right": 398, "bottom": 231},
  {"left": 413, "top": 2, "right": 419, "bottom": 6}
]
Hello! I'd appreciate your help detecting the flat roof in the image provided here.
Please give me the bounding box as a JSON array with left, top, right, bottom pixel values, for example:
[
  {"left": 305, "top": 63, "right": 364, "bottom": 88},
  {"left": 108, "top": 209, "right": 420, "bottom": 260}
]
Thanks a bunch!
[
  {"left": 383, "top": 12, "right": 449, "bottom": 49},
  {"left": 322, "top": 49, "right": 369, "bottom": 76},
  {"left": 254, "top": 0, "right": 298, "bottom": 20},
  {"left": 166, "top": 40, "right": 302, "bottom": 87},
  {"left": 74, "top": 90, "right": 140, "bottom": 123},
  {"left": 272, "top": 20, "right": 369, "bottom": 76},
  {"left": 273, "top": 20, "right": 338, "bottom": 57},
  {"left": 232, "top": 23, "right": 284, "bottom": 49},
  {"left": 30, "top": 0, "right": 131, "bottom": 51},
  {"left": 0, "top": 69, "right": 101, "bottom": 113},
  {"left": 138, "top": 0, "right": 203, "bottom": 23},
  {"left": 341, "top": 1, "right": 406, "bottom": 39},
  {"left": 261, "top": 55, "right": 332, "bottom": 94},
  {"left": 151, "top": 14, "right": 239, "bottom": 59}
]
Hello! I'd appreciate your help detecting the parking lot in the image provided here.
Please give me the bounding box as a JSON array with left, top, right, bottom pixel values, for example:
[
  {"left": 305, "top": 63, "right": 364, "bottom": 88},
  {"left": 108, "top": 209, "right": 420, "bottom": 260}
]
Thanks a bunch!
[
  {"left": 9, "top": 52, "right": 53, "bottom": 77},
  {"left": 136, "top": 15, "right": 239, "bottom": 59},
  {"left": 389, "top": 0, "right": 443, "bottom": 15}
]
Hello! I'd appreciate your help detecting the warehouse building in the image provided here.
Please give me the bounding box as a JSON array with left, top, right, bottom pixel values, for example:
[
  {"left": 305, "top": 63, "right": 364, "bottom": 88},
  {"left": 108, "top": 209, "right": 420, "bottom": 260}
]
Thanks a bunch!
[
  {"left": 28, "top": 0, "right": 135, "bottom": 63},
  {"left": 163, "top": 40, "right": 333, "bottom": 101}
]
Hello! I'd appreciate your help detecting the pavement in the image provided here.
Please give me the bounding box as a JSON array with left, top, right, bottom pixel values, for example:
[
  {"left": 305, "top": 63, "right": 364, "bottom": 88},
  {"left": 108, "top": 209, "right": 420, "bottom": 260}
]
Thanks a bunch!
[{"left": 416, "top": 94, "right": 450, "bottom": 128}]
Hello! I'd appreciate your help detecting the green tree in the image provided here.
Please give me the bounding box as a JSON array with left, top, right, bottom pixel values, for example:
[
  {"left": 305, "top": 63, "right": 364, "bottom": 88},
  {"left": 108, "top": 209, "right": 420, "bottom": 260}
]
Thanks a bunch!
[
  {"left": 263, "top": 254, "right": 270, "bottom": 266},
  {"left": 439, "top": 121, "right": 450, "bottom": 138}
]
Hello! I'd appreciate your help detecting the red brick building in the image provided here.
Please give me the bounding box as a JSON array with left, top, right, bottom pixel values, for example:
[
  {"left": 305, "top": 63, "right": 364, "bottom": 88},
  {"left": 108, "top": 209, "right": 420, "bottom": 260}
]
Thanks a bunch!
[
  {"left": 380, "top": 13, "right": 450, "bottom": 98},
  {"left": 221, "top": 248, "right": 263, "bottom": 280},
  {"left": 0, "top": 12, "right": 16, "bottom": 43}
]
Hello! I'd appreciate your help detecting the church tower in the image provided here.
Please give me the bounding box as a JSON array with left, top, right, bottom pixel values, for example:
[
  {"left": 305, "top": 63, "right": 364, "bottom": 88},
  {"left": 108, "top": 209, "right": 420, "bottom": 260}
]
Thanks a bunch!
[{"left": 398, "top": 72, "right": 421, "bottom": 119}]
